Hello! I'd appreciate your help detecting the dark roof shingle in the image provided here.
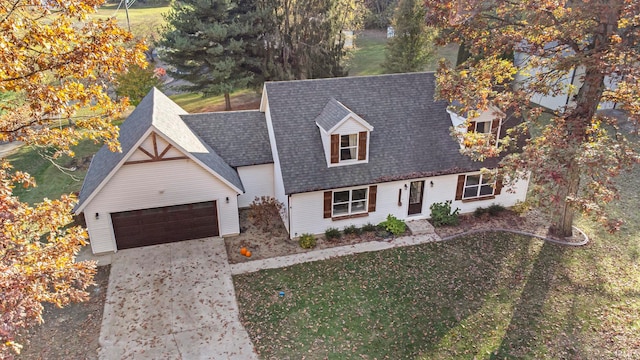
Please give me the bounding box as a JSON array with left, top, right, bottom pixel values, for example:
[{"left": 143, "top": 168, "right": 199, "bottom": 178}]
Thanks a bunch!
[
  {"left": 314, "top": 98, "right": 353, "bottom": 131},
  {"left": 264, "top": 72, "right": 500, "bottom": 195},
  {"left": 181, "top": 110, "right": 272, "bottom": 167}
]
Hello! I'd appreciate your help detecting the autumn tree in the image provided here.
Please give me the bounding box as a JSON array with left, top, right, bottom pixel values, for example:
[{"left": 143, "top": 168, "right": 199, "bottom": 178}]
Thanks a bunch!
[
  {"left": 116, "top": 65, "right": 165, "bottom": 106},
  {"left": 382, "top": 0, "right": 436, "bottom": 73},
  {"left": 0, "top": 0, "right": 146, "bottom": 355},
  {"left": 159, "top": 0, "right": 262, "bottom": 110},
  {"left": 426, "top": 0, "right": 640, "bottom": 237}
]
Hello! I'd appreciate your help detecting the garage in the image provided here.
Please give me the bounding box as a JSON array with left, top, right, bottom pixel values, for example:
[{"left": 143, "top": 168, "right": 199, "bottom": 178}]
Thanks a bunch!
[{"left": 111, "top": 201, "right": 219, "bottom": 249}]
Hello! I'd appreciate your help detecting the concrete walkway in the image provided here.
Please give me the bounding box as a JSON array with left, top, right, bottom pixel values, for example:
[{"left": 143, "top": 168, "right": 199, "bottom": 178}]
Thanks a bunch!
[
  {"left": 97, "top": 220, "right": 441, "bottom": 359},
  {"left": 99, "top": 237, "right": 257, "bottom": 360}
]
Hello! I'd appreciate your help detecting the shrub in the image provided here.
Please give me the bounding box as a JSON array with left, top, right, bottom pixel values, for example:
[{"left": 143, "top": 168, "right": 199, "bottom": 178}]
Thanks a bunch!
[
  {"left": 248, "top": 196, "right": 285, "bottom": 233},
  {"left": 429, "top": 201, "right": 460, "bottom": 227},
  {"left": 343, "top": 225, "right": 361, "bottom": 235},
  {"left": 474, "top": 206, "right": 487, "bottom": 217},
  {"left": 512, "top": 200, "right": 531, "bottom": 215},
  {"left": 325, "top": 227, "right": 341, "bottom": 241},
  {"left": 378, "top": 214, "right": 407, "bottom": 236},
  {"left": 298, "top": 233, "right": 317, "bottom": 249},
  {"left": 361, "top": 223, "right": 378, "bottom": 232},
  {"left": 487, "top": 203, "right": 506, "bottom": 216}
]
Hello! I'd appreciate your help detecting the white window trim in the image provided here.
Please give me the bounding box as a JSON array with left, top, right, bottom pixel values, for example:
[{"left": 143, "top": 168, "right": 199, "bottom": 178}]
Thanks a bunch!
[
  {"left": 473, "top": 119, "right": 493, "bottom": 134},
  {"left": 332, "top": 187, "right": 368, "bottom": 217},
  {"left": 463, "top": 173, "right": 496, "bottom": 200},
  {"left": 339, "top": 134, "right": 359, "bottom": 162}
]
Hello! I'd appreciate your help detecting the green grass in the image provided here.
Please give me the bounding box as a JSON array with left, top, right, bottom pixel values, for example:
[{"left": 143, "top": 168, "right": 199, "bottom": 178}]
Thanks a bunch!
[
  {"left": 93, "top": 3, "right": 170, "bottom": 40},
  {"left": 348, "top": 31, "right": 388, "bottom": 76},
  {"left": 234, "top": 164, "right": 640, "bottom": 358},
  {"left": 8, "top": 139, "right": 104, "bottom": 204},
  {"left": 348, "top": 30, "right": 460, "bottom": 76},
  {"left": 169, "top": 89, "right": 258, "bottom": 113}
]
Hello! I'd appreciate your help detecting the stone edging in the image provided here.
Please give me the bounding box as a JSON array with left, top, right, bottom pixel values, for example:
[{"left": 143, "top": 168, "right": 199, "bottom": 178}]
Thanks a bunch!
[{"left": 439, "top": 225, "right": 589, "bottom": 246}]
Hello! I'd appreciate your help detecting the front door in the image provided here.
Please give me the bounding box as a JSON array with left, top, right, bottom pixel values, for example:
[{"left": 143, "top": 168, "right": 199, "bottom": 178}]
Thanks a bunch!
[{"left": 408, "top": 180, "right": 424, "bottom": 215}]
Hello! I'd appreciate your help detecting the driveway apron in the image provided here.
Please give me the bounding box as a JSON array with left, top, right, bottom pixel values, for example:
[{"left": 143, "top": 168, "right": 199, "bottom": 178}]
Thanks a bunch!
[{"left": 99, "top": 237, "right": 257, "bottom": 359}]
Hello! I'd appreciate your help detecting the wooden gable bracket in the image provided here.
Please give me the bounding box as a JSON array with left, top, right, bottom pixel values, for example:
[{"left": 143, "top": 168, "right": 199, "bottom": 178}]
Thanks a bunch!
[{"left": 125, "top": 132, "right": 188, "bottom": 165}]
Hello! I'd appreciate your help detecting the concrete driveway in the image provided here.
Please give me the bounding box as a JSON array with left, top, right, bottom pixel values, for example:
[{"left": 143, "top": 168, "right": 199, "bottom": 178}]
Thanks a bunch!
[{"left": 99, "top": 237, "right": 257, "bottom": 359}]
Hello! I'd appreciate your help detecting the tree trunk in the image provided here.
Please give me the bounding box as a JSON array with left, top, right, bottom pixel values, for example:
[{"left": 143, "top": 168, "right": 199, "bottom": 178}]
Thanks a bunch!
[
  {"left": 550, "top": 159, "right": 580, "bottom": 238},
  {"left": 549, "top": 64, "right": 606, "bottom": 237},
  {"left": 224, "top": 92, "right": 231, "bottom": 111}
]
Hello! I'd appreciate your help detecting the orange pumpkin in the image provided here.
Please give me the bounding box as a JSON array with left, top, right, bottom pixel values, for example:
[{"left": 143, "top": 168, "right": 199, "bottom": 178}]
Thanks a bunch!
[
  {"left": 240, "top": 247, "right": 247, "bottom": 255},
  {"left": 245, "top": 251, "right": 252, "bottom": 257}
]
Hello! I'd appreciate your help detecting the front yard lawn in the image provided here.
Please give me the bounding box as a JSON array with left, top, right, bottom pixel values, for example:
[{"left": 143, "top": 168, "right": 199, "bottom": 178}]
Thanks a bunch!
[{"left": 234, "top": 230, "right": 640, "bottom": 359}]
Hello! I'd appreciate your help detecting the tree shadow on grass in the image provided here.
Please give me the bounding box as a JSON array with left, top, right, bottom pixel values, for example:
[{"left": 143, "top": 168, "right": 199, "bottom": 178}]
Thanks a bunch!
[{"left": 492, "top": 241, "right": 566, "bottom": 358}]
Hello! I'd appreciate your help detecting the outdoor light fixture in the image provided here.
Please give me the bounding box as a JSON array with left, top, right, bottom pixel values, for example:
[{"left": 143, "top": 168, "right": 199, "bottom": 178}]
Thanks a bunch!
[
  {"left": 430, "top": 181, "right": 434, "bottom": 187},
  {"left": 404, "top": 184, "right": 408, "bottom": 190},
  {"left": 225, "top": 197, "right": 230, "bottom": 204},
  {"left": 95, "top": 213, "right": 99, "bottom": 220}
]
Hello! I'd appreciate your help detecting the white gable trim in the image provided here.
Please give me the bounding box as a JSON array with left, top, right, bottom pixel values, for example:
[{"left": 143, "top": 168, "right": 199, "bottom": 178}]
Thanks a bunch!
[
  {"left": 75, "top": 127, "right": 241, "bottom": 214},
  {"left": 326, "top": 113, "right": 374, "bottom": 134},
  {"left": 259, "top": 84, "right": 268, "bottom": 112},
  {"left": 151, "top": 126, "right": 244, "bottom": 194}
]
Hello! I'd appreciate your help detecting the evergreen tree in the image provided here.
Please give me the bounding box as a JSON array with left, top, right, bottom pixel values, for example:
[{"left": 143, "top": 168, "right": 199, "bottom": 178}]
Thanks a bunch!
[
  {"left": 159, "top": 0, "right": 261, "bottom": 110},
  {"left": 382, "top": 0, "right": 436, "bottom": 73},
  {"left": 258, "top": 0, "right": 363, "bottom": 80}
]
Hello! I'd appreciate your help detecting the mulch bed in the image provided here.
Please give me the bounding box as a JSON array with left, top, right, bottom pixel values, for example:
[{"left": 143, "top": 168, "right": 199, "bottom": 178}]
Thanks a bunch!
[{"left": 17, "top": 265, "right": 110, "bottom": 360}]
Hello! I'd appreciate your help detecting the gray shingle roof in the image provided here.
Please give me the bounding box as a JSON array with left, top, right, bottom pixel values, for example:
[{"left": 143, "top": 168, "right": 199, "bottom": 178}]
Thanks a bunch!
[
  {"left": 264, "top": 72, "right": 501, "bottom": 195},
  {"left": 75, "top": 88, "right": 243, "bottom": 212},
  {"left": 314, "top": 98, "right": 352, "bottom": 131},
  {"left": 181, "top": 110, "right": 272, "bottom": 167}
]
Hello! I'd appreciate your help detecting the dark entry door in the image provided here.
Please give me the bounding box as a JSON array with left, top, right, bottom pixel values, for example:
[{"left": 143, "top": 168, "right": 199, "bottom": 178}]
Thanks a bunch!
[
  {"left": 111, "top": 201, "right": 219, "bottom": 250},
  {"left": 408, "top": 181, "right": 424, "bottom": 215}
]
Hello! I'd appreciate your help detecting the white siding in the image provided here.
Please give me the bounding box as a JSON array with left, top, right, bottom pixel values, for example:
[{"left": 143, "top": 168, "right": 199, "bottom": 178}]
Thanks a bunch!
[
  {"left": 318, "top": 125, "right": 332, "bottom": 166},
  {"left": 84, "top": 158, "right": 240, "bottom": 253},
  {"left": 515, "top": 52, "right": 618, "bottom": 111},
  {"left": 334, "top": 117, "right": 369, "bottom": 135},
  {"left": 237, "top": 163, "right": 275, "bottom": 208},
  {"left": 263, "top": 100, "right": 290, "bottom": 231},
  {"left": 288, "top": 174, "right": 529, "bottom": 238}
]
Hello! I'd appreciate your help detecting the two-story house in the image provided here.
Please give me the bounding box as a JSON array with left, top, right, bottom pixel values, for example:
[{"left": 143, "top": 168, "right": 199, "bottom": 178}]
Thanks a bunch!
[{"left": 74, "top": 72, "right": 529, "bottom": 254}]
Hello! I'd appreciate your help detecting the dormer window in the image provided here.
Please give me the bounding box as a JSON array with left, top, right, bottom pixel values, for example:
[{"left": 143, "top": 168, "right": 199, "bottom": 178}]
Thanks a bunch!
[
  {"left": 472, "top": 119, "right": 492, "bottom": 134},
  {"left": 331, "top": 132, "right": 367, "bottom": 163},
  {"left": 316, "top": 98, "right": 373, "bottom": 167},
  {"left": 340, "top": 134, "right": 358, "bottom": 160},
  {"left": 447, "top": 104, "right": 504, "bottom": 148}
]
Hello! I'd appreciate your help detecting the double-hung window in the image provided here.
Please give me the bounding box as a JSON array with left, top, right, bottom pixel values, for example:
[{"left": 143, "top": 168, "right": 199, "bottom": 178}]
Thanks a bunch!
[
  {"left": 332, "top": 188, "right": 368, "bottom": 216},
  {"left": 463, "top": 174, "right": 495, "bottom": 199},
  {"left": 340, "top": 134, "right": 358, "bottom": 161},
  {"left": 473, "top": 120, "right": 492, "bottom": 134}
]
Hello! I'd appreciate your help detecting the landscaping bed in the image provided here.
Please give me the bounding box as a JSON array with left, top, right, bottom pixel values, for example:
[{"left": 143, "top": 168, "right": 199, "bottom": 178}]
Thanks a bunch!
[
  {"left": 225, "top": 209, "right": 403, "bottom": 264},
  {"left": 17, "top": 265, "right": 110, "bottom": 360}
]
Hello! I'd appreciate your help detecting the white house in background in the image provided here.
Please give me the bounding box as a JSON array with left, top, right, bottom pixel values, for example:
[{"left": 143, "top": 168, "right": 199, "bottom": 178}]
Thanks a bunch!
[
  {"left": 74, "top": 72, "right": 529, "bottom": 254},
  {"left": 514, "top": 50, "right": 620, "bottom": 111}
]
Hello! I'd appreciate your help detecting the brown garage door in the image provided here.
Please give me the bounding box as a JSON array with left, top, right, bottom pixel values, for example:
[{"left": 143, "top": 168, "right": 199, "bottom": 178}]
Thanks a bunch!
[{"left": 111, "top": 201, "right": 219, "bottom": 249}]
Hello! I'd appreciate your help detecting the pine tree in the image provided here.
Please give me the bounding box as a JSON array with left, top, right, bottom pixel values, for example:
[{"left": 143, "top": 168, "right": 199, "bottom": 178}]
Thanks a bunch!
[
  {"left": 159, "top": 0, "right": 261, "bottom": 110},
  {"left": 382, "top": 0, "right": 436, "bottom": 73}
]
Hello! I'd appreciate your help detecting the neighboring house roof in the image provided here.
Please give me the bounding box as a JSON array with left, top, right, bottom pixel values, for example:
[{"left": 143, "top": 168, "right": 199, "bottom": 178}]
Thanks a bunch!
[
  {"left": 75, "top": 88, "right": 243, "bottom": 213},
  {"left": 181, "top": 110, "right": 272, "bottom": 167},
  {"left": 264, "top": 72, "right": 502, "bottom": 195}
]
